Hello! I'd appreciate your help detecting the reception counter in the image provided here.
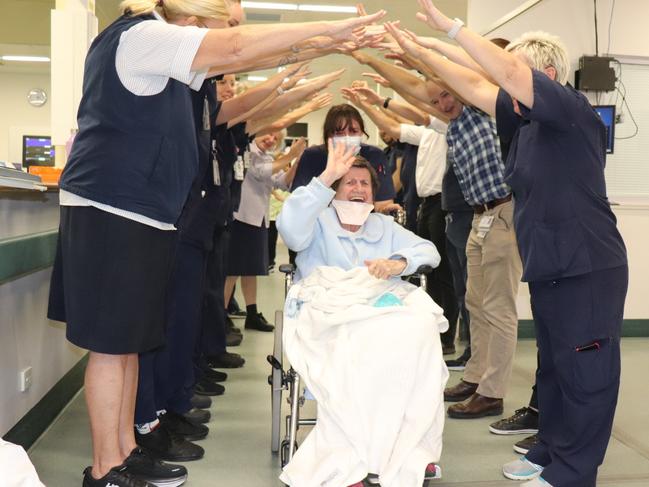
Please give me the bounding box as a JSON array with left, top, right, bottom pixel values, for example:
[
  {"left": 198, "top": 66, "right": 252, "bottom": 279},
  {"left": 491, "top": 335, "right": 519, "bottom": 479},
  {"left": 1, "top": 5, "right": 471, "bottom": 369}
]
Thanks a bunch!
[{"left": 0, "top": 187, "right": 85, "bottom": 443}]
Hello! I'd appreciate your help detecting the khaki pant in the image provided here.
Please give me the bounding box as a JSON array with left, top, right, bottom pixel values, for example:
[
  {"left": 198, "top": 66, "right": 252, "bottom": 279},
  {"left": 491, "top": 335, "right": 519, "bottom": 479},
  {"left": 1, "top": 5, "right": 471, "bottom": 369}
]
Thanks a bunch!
[{"left": 463, "top": 200, "right": 522, "bottom": 399}]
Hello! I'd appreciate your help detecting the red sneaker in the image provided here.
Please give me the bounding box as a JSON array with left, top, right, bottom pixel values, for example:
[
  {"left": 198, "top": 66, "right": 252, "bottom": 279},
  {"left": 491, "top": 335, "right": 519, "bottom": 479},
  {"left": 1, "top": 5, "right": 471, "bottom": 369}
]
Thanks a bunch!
[{"left": 424, "top": 463, "right": 442, "bottom": 480}]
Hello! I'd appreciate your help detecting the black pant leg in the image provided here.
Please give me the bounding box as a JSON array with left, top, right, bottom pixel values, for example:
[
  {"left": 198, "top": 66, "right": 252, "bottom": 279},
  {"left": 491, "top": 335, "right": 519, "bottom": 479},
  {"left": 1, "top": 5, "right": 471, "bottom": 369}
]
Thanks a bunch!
[{"left": 417, "top": 195, "right": 459, "bottom": 348}]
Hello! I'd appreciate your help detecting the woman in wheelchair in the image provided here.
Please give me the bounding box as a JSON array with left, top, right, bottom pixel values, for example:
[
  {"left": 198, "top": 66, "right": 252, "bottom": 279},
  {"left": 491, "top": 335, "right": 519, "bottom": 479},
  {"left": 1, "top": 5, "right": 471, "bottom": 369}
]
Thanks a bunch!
[{"left": 276, "top": 140, "right": 450, "bottom": 487}]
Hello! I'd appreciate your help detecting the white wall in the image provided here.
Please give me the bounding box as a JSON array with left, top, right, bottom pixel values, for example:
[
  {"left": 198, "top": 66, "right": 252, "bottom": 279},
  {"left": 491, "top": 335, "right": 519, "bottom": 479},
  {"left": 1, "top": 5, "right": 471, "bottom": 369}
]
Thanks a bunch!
[
  {"left": 0, "top": 72, "right": 51, "bottom": 164},
  {"left": 466, "top": 0, "right": 649, "bottom": 320}
]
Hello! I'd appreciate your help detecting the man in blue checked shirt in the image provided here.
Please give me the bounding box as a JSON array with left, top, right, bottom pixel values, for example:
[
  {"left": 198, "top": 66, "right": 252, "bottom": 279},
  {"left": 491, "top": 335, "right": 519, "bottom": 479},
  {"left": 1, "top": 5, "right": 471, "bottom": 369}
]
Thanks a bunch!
[{"left": 429, "top": 84, "right": 523, "bottom": 419}]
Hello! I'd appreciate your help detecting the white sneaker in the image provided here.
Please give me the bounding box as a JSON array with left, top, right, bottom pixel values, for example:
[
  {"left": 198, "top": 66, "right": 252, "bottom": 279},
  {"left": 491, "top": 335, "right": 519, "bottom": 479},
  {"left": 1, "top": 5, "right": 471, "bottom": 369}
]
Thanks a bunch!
[
  {"left": 520, "top": 476, "right": 553, "bottom": 486},
  {"left": 502, "top": 457, "right": 543, "bottom": 481}
]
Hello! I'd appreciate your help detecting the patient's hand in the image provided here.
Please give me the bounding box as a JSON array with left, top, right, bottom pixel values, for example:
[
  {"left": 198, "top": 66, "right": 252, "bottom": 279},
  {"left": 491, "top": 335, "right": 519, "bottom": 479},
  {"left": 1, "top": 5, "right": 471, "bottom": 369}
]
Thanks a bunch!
[{"left": 364, "top": 258, "right": 407, "bottom": 279}]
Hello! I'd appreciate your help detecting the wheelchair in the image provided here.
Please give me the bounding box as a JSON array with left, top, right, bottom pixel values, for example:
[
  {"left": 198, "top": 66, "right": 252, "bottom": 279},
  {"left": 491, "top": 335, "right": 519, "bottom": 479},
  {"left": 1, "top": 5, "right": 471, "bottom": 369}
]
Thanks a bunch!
[{"left": 267, "top": 237, "right": 434, "bottom": 472}]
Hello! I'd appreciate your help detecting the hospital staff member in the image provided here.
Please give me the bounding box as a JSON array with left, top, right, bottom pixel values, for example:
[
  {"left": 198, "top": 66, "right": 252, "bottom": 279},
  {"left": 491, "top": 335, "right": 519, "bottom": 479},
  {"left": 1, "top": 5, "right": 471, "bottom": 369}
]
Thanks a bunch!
[
  {"left": 394, "top": 2, "right": 628, "bottom": 485},
  {"left": 46, "top": 0, "right": 386, "bottom": 484}
]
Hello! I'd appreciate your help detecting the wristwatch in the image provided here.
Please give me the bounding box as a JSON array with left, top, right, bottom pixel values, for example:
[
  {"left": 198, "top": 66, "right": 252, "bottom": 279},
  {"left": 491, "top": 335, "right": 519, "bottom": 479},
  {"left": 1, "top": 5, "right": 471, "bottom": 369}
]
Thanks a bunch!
[
  {"left": 383, "top": 96, "right": 392, "bottom": 109},
  {"left": 447, "top": 18, "right": 465, "bottom": 40}
]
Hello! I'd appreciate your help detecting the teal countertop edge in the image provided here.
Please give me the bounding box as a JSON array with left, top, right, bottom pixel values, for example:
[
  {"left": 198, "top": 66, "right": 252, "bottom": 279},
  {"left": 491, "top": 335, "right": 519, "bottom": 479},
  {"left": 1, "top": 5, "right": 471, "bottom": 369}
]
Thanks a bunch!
[{"left": 0, "top": 230, "right": 58, "bottom": 285}]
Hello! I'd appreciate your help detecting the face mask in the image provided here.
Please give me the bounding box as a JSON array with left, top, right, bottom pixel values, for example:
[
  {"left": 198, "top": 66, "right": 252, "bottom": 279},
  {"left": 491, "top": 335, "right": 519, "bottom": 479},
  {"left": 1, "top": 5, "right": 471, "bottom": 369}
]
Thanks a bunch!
[
  {"left": 331, "top": 199, "right": 373, "bottom": 226},
  {"left": 332, "top": 135, "right": 362, "bottom": 155}
]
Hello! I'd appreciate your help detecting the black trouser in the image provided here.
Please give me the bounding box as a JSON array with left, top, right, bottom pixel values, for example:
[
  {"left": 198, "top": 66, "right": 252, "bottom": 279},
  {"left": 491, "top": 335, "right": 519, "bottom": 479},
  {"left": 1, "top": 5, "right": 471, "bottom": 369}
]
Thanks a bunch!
[
  {"left": 526, "top": 265, "right": 627, "bottom": 487},
  {"left": 199, "top": 226, "right": 228, "bottom": 358},
  {"left": 135, "top": 240, "right": 208, "bottom": 423},
  {"left": 416, "top": 194, "right": 458, "bottom": 348},
  {"left": 268, "top": 220, "right": 278, "bottom": 267},
  {"left": 445, "top": 210, "right": 473, "bottom": 346}
]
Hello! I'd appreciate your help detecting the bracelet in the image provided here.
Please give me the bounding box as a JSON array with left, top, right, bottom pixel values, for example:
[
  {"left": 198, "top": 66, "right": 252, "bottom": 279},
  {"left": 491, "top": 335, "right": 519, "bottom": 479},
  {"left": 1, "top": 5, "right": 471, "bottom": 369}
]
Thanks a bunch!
[
  {"left": 383, "top": 96, "right": 392, "bottom": 109},
  {"left": 447, "top": 18, "right": 465, "bottom": 40}
]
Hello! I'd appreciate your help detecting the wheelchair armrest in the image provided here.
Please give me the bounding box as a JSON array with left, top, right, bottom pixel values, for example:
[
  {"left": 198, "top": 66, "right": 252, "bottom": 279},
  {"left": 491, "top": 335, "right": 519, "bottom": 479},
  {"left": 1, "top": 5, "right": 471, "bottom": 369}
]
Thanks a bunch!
[
  {"left": 415, "top": 265, "right": 433, "bottom": 275},
  {"left": 279, "top": 264, "right": 295, "bottom": 275}
]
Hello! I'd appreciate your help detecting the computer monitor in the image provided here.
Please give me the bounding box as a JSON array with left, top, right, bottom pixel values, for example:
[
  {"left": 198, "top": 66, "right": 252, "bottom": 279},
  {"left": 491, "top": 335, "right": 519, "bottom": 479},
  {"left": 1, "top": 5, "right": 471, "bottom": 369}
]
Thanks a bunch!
[
  {"left": 22, "top": 135, "right": 55, "bottom": 167},
  {"left": 593, "top": 105, "right": 615, "bottom": 154}
]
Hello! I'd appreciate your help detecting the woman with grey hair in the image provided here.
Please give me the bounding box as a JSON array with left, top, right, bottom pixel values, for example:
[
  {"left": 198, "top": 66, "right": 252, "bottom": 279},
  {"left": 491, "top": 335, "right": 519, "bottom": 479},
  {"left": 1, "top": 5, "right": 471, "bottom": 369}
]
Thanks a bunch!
[{"left": 382, "top": 1, "right": 628, "bottom": 486}]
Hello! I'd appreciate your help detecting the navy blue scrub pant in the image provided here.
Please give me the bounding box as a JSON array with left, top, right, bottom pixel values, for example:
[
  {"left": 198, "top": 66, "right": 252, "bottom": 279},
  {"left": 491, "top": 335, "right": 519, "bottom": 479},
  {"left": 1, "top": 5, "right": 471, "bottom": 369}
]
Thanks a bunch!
[
  {"left": 135, "top": 239, "right": 207, "bottom": 423},
  {"left": 199, "top": 226, "right": 228, "bottom": 359},
  {"left": 526, "top": 265, "right": 628, "bottom": 487}
]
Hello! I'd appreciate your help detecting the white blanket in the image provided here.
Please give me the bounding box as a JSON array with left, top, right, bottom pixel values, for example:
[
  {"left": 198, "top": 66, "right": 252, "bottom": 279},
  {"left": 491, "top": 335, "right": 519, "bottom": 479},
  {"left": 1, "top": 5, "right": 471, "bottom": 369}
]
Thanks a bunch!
[
  {"left": 0, "top": 439, "right": 45, "bottom": 487},
  {"left": 280, "top": 267, "right": 449, "bottom": 487}
]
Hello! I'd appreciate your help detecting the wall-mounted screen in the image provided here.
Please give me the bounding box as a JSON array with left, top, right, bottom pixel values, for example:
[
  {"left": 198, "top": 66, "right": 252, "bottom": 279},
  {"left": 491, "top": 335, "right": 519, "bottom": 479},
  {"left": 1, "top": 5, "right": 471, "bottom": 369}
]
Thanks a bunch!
[
  {"left": 22, "top": 135, "right": 55, "bottom": 167},
  {"left": 593, "top": 105, "right": 616, "bottom": 154}
]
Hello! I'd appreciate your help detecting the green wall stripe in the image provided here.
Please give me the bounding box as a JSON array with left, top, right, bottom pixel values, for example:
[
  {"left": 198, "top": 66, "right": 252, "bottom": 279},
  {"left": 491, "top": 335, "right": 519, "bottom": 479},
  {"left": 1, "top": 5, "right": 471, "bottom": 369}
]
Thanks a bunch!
[
  {"left": 0, "top": 230, "right": 58, "bottom": 284},
  {"left": 3, "top": 354, "right": 88, "bottom": 451}
]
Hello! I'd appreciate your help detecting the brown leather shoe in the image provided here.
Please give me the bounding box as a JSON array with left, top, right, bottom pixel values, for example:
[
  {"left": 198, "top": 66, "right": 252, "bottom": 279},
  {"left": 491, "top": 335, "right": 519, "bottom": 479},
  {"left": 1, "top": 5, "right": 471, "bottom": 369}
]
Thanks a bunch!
[
  {"left": 444, "top": 380, "right": 478, "bottom": 402},
  {"left": 447, "top": 393, "right": 504, "bottom": 419}
]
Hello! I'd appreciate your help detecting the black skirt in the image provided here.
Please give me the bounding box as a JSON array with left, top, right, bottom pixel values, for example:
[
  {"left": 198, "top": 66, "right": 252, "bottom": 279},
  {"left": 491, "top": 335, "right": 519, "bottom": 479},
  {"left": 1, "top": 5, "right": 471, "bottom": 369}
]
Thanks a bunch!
[
  {"left": 226, "top": 219, "right": 269, "bottom": 276},
  {"left": 48, "top": 206, "right": 177, "bottom": 354}
]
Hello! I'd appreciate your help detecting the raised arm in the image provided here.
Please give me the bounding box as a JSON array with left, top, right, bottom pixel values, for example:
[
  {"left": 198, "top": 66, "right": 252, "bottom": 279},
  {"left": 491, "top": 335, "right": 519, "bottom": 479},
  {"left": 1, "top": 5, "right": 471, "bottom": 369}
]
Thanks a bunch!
[
  {"left": 385, "top": 22, "right": 499, "bottom": 117},
  {"left": 352, "top": 86, "right": 431, "bottom": 125},
  {"left": 249, "top": 93, "right": 333, "bottom": 136},
  {"left": 416, "top": 0, "right": 533, "bottom": 107},
  {"left": 194, "top": 10, "right": 387, "bottom": 75},
  {"left": 341, "top": 88, "right": 401, "bottom": 140},
  {"left": 215, "top": 63, "right": 304, "bottom": 125}
]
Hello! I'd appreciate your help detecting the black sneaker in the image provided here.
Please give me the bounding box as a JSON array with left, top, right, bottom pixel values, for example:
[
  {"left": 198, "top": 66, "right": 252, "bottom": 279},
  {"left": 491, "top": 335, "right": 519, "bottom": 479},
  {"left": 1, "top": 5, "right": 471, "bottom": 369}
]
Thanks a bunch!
[
  {"left": 200, "top": 368, "right": 227, "bottom": 383},
  {"left": 514, "top": 433, "right": 539, "bottom": 455},
  {"left": 83, "top": 464, "right": 154, "bottom": 487},
  {"left": 123, "top": 447, "right": 187, "bottom": 487},
  {"left": 135, "top": 426, "right": 204, "bottom": 462},
  {"left": 226, "top": 331, "right": 243, "bottom": 347},
  {"left": 182, "top": 408, "right": 211, "bottom": 425},
  {"left": 190, "top": 394, "right": 212, "bottom": 410},
  {"left": 489, "top": 407, "right": 539, "bottom": 435},
  {"left": 226, "top": 316, "right": 243, "bottom": 335},
  {"left": 206, "top": 352, "right": 245, "bottom": 369},
  {"left": 159, "top": 411, "right": 209, "bottom": 441},
  {"left": 244, "top": 312, "right": 274, "bottom": 332},
  {"left": 445, "top": 347, "right": 471, "bottom": 371},
  {"left": 194, "top": 377, "right": 225, "bottom": 396}
]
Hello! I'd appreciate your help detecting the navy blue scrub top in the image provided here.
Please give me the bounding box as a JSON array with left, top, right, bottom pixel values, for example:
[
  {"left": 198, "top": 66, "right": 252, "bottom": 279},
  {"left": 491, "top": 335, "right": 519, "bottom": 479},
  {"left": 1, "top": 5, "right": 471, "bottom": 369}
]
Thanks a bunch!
[
  {"left": 495, "top": 69, "right": 627, "bottom": 282},
  {"left": 291, "top": 143, "right": 396, "bottom": 202}
]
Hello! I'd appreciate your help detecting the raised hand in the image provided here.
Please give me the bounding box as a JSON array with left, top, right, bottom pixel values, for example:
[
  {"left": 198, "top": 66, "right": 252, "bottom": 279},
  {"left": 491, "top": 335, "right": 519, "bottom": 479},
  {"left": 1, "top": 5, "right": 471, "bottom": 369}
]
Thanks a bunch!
[
  {"left": 327, "top": 10, "right": 387, "bottom": 43},
  {"left": 340, "top": 87, "right": 365, "bottom": 107},
  {"left": 384, "top": 22, "right": 425, "bottom": 60},
  {"left": 352, "top": 86, "right": 382, "bottom": 105},
  {"left": 416, "top": 0, "right": 454, "bottom": 33},
  {"left": 320, "top": 137, "right": 358, "bottom": 187},
  {"left": 307, "top": 93, "right": 333, "bottom": 110},
  {"left": 288, "top": 137, "right": 307, "bottom": 159},
  {"left": 362, "top": 72, "right": 391, "bottom": 88},
  {"left": 282, "top": 63, "right": 311, "bottom": 90}
]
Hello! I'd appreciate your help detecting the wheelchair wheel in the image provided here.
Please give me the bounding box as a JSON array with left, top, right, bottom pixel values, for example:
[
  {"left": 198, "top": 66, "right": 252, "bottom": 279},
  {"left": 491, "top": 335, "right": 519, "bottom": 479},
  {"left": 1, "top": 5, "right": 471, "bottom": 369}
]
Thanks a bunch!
[
  {"left": 270, "top": 310, "right": 284, "bottom": 453},
  {"left": 280, "top": 439, "right": 298, "bottom": 468}
]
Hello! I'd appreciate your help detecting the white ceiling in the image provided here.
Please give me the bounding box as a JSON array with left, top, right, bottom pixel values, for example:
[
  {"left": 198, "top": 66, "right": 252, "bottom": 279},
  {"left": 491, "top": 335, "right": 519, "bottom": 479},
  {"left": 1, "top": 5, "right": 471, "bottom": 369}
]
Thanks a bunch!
[{"left": 0, "top": 0, "right": 467, "bottom": 99}]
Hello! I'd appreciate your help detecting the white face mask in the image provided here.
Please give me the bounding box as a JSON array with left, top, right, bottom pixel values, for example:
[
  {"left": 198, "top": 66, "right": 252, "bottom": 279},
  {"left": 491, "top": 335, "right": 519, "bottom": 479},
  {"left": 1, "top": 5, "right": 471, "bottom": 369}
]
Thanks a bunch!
[
  {"left": 331, "top": 199, "right": 374, "bottom": 226},
  {"left": 332, "top": 135, "right": 362, "bottom": 155}
]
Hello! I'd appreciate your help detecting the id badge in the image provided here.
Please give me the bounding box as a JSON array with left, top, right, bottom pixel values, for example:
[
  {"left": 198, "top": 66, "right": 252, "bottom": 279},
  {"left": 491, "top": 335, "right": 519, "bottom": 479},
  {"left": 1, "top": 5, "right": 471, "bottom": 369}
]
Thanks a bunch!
[
  {"left": 234, "top": 156, "right": 244, "bottom": 181},
  {"left": 477, "top": 215, "right": 494, "bottom": 239},
  {"left": 243, "top": 151, "right": 251, "bottom": 169},
  {"left": 212, "top": 159, "right": 221, "bottom": 186},
  {"left": 202, "top": 99, "right": 210, "bottom": 131}
]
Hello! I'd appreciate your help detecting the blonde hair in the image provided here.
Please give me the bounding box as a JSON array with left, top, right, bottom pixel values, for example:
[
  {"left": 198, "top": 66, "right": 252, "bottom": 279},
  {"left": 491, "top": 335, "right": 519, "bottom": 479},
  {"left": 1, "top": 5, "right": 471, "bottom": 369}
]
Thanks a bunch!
[
  {"left": 120, "top": 0, "right": 231, "bottom": 22},
  {"left": 506, "top": 31, "right": 570, "bottom": 85}
]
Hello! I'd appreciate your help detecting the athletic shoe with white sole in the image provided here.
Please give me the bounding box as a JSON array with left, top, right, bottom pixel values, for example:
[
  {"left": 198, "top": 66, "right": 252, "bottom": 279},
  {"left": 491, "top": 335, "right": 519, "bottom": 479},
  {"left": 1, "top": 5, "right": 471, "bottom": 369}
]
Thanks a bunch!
[
  {"left": 123, "top": 447, "right": 187, "bottom": 487},
  {"left": 489, "top": 407, "right": 539, "bottom": 435},
  {"left": 502, "top": 457, "right": 544, "bottom": 481}
]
